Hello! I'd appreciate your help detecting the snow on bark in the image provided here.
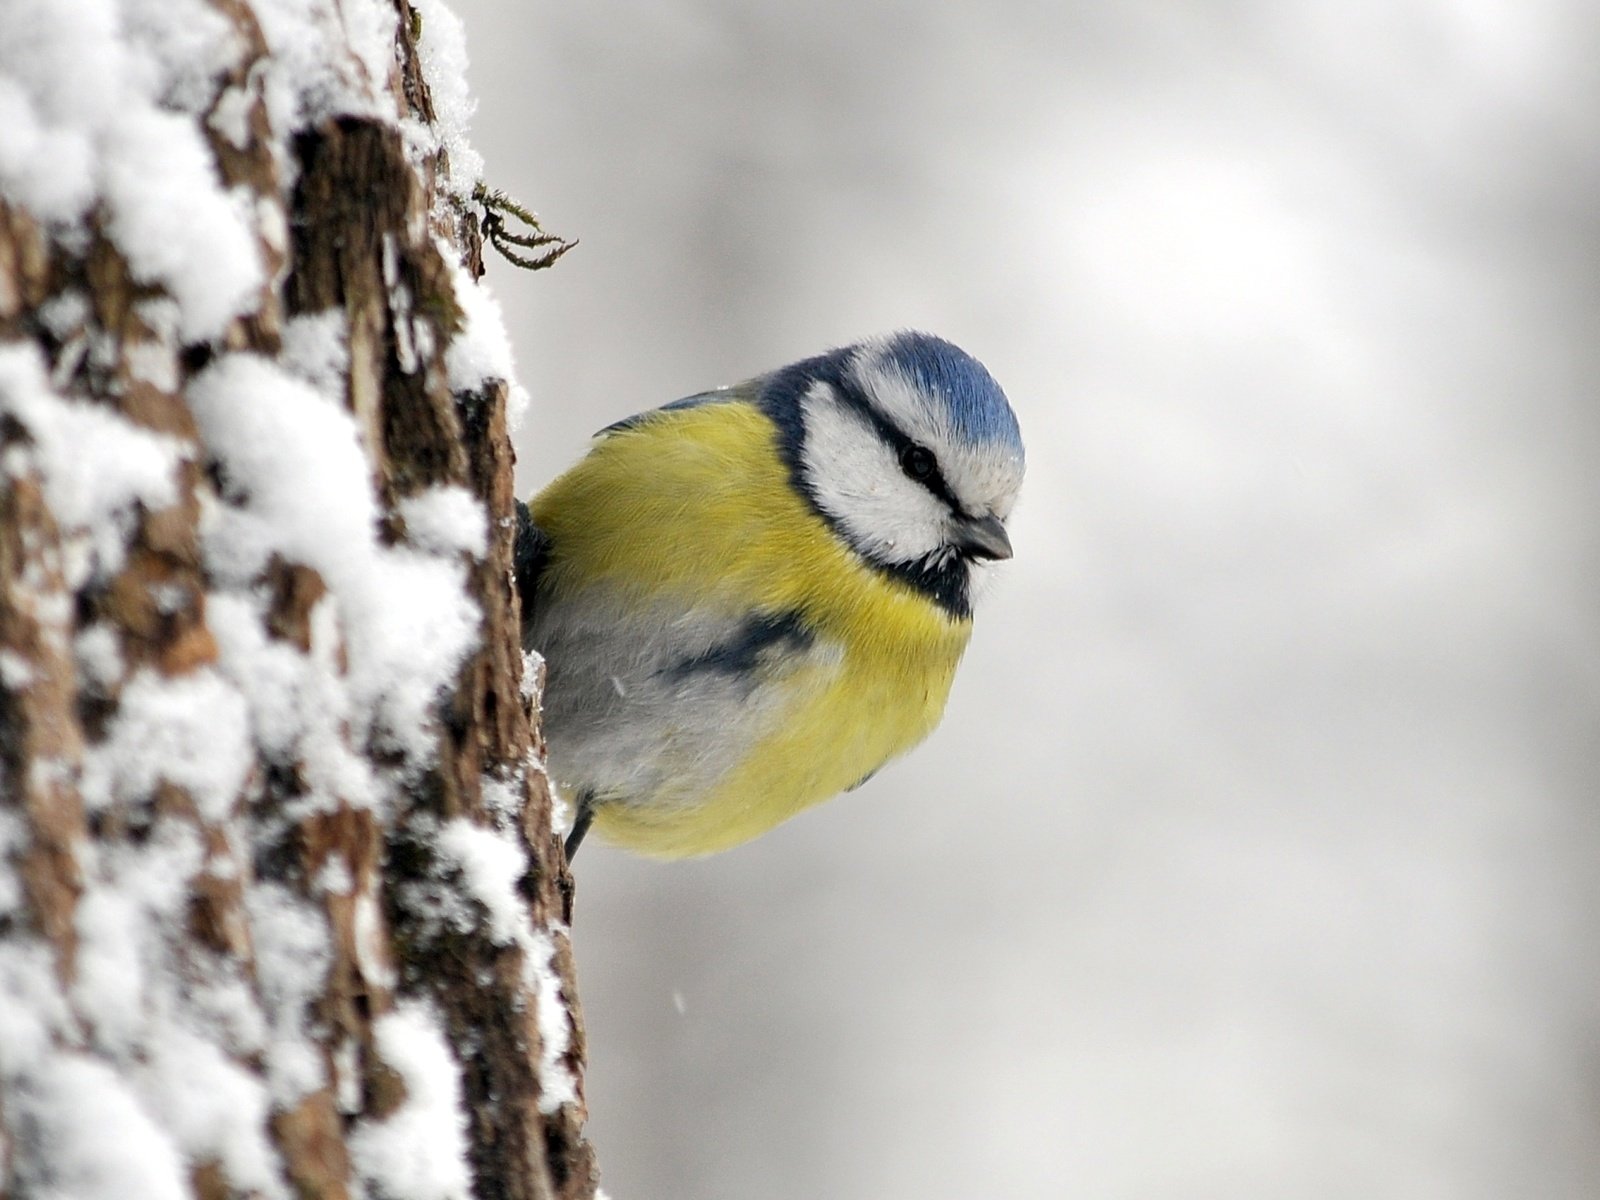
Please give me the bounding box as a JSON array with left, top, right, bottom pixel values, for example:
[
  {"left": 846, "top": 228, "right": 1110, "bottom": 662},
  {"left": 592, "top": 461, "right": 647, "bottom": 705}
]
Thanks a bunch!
[{"left": 0, "top": 1, "right": 594, "bottom": 1197}]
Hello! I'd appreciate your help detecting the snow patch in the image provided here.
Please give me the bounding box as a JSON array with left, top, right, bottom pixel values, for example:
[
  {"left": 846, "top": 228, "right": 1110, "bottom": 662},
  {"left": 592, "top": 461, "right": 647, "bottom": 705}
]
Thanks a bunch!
[
  {"left": 245, "top": 883, "right": 333, "bottom": 1105},
  {"left": 0, "top": 809, "right": 26, "bottom": 915},
  {"left": 8, "top": 1053, "right": 190, "bottom": 1200},
  {"left": 353, "top": 887, "right": 397, "bottom": 993},
  {"left": 0, "top": 0, "right": 262, "bottom": 338},
  {"left": 436, "top": 818, "right": 526, "bottom": 944},
  {"left": 206, "top": 589, "right": 379, "bottom": 810},
  {"left": 50, "top": 805, "right": 291, "bottom": 1200},
  {"left": 481, "top": 773, "right": 525, "bottom": 830},
  {"left": 72, "top": 833, "right": 204, "bottom": 1056},
  {"left": 526, "top": 926, "right": 578, "bottom": 1113},
  {"left": 442, "top": 251, "right": 528, "bottom": 426},
  {"left": 280, "top": 308, "right": 351, "bottom": 396},
  {"left": 209, "top": 83, "right": 255, "bottom": 150},
  {"left": 79, "top": 667, "right": 254, "bottom": 822},
  {"left": 101, "top": 107, "right": 260, "bottom": 339},
  {"left": 72, "top": 626, "right": 125, "bottom": 690},
  {"left": 350, "top": 1003, "right": 473, "bottom": 1200},
  {"left": 138, "top": 1025, "right": 282, "bottom": 1195},
  {"left": 406, "top": 0, "right": 484, "bottom": 194},
  {"left": 400, "top": 485, "right": 488, "bottom": 558},
  {"left": 190, "top": 352, "right": 480, "bottom": 761},
  {"left": 250, "top": 0, "right": 390, "bottom": 131},
  {"left": 432, "top": 814, "right": 576, "bottom": 1113},
  {"left": 0, "top": 343, "right": 185, "bottom": 584},
  {"left": 0, "top": 943, "right": 66, "bottom": 1073},
  {"left": 0, "top": 649, "right": 34, "bottom": 688}
]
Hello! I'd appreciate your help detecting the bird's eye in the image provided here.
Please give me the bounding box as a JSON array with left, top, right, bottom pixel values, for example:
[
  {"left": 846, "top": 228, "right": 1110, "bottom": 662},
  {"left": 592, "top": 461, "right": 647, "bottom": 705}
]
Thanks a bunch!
[{"left": 900, "top": 444, "right": 936, "bottom": 482}]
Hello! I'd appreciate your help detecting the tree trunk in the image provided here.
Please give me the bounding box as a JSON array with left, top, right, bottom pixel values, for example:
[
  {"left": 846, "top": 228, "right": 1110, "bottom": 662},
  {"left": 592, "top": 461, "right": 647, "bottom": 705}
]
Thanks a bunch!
[{"left": 0, "top": 1, "right": 596, "bottom": 1196}]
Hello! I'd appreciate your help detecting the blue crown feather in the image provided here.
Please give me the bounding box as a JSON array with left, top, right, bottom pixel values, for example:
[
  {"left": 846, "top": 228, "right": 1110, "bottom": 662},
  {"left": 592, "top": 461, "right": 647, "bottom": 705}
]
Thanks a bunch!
[{"left": 878, "top": 332, "right": 1023, "bottom": 456}]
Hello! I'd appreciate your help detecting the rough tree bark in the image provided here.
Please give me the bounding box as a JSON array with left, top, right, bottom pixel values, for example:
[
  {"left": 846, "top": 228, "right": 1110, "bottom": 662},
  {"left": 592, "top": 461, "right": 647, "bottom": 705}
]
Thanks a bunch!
[{"left": 0, "top": 1, "right": 596, "bottom": 1197}]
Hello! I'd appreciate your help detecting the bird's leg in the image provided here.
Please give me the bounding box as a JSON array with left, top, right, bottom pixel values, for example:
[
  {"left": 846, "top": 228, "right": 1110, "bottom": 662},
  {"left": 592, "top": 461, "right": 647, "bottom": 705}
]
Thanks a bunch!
[{"left": 564, "top": 791, "right": 595, "bottom": 861}]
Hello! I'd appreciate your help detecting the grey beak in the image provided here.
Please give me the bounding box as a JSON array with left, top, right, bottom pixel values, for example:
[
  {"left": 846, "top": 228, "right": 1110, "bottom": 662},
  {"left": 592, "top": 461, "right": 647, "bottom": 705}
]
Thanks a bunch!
[{"left": 954, "top": 513, "right": 1013, "bottom": 561}]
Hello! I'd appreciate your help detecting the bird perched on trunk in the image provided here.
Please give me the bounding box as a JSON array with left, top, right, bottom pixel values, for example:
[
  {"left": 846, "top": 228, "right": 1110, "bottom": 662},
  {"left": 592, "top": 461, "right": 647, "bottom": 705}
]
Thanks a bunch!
[{"left": 517, "top": 332, "right": 1024, "bottom": 860}]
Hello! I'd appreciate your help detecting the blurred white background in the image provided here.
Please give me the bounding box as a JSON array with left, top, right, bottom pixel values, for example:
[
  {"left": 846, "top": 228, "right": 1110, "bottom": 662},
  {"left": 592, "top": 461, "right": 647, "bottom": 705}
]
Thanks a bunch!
[{"left": 442, "top": 2, "right": 1600, "bottom": 1196}]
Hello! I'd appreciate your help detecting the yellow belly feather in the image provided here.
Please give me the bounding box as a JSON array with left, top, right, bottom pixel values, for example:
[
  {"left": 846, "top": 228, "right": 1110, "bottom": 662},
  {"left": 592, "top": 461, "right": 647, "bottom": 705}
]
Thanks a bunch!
[{"left": 531, "top": 401, "right": 972, "bottom": 857}]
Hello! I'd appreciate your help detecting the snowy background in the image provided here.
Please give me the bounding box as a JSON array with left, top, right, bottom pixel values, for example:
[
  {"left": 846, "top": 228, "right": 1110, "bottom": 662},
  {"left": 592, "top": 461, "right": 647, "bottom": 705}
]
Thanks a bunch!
[{"left": 444, "top": 2, "right": 1600, "bottom": 1197}]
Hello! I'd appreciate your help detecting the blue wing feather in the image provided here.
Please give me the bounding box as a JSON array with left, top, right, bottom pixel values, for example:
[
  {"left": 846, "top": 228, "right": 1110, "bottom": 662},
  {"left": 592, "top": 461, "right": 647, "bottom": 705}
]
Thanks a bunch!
[{"left": 597, "top": 387, "right": 742, "bottom": 436}]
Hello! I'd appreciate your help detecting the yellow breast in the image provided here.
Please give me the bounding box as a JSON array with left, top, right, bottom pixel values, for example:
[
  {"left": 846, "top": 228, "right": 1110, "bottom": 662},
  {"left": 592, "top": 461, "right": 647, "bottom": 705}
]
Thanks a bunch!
[{"left": 531, "top": 400, "right": 972, "bottom": 858}]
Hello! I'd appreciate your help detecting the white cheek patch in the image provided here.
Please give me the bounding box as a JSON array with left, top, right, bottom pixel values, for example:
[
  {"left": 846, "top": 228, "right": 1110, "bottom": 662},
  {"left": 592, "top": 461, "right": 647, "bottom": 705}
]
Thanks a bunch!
[{"left": 799, "top": 382, "right": 947, "bottom": 564}]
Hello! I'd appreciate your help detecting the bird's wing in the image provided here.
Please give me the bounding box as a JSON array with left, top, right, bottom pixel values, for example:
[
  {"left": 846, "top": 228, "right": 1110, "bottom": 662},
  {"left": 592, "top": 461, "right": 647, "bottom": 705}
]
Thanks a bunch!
[
  {"left": 845, "top": 765, "right": 882, "bottom": 792},
  {"left": 594, "top": 384, "right": 746, "bottom": 437},
  {"left": 514, "top": 498, "right": 550, "bottom": 632}
]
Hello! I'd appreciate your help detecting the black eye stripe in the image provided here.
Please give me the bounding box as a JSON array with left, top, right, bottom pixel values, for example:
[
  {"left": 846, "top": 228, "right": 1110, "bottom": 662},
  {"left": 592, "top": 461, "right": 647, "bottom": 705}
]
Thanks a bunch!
[{"left": 830, "top": 381, "right": 964, "bottom": 512}]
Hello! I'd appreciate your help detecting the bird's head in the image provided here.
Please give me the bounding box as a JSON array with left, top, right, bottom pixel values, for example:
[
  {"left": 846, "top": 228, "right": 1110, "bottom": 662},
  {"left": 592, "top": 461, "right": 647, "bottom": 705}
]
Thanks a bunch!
[{"left": 759, "top": 332, "right": 1025, "bottom": 617}]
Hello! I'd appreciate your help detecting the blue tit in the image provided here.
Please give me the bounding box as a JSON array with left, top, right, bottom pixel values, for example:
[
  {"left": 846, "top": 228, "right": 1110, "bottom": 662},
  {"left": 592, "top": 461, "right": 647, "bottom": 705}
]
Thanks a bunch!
[{"left": 516, "top": 331, "right": 1024, "bottom": 860}]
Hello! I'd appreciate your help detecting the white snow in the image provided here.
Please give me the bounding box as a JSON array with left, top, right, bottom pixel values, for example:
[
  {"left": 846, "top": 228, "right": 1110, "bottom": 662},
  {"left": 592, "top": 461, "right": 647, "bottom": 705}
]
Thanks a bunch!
[
  {"left": 480, "top": 773, "right": 525, "bottom": 829},
  {"left": 137, "top": 1025, "right": 283, "bottom": 1196},
  {"left": 71, "top": 835, "right": 203, "bottom": 1057},
  {"left": 209, "top": 82, "right": 255, "bottom": 150},
  {"left": 400, "top": 485, "right": 489, "bottom": 558},
  {"left": 118, "top": 0, "right": 241, "bottom": 114},
  {"left": 206, "top": 589, "right": 380, "bottom": 809},
  {"left": 0, "top": 72, "right": 95, "bottom": 217},
  {"left": 35, "top": 290, "right": 90, "bottom": 340},
  {"left": 127, "top": 299, "right": 183, "bottom": 390},
  {"left": 338, "top": 0, "right": 402, "bottom": 103},
  {"left": 189, "top": 354, "right": 380, "bottom": 581},
  {"left": 352, "top": 888, "right": 398, "bottom": 993},
  {"left": 250, "top": 0, "right": 391, "bottom": 131},
  {"left": 280, "top": 309, "right": 351, "bottom": 395},
  {"left": 0, "top": 650, "right": 34, "bottom": 688},
  {"left": 525, "top": 927, "right": 578, "bottom": 1113},
  {"left": 350, "top": 1003, "right": 473, "bottom": 1200},
  {"left": 244, "top": 883, "right": 333, "bottom": 1105},
  {"left": 437, "top": 817, "right": 527, "bottom": 943},
  {"left": 10, "top": 1053, "right": 191, "bottom": 1200},
  {"left": 332, "top": 1036, "right": 362, "bottom": 1114},
  {"left": 430, "top": 813, "right": 576, "bottom": 1113},
  {"left": 79, "top": 667, "right": 254, "bottom": 822},
  {"left": 74, "top": 624, "right": 127, "bottom": 691},
  {"left": 0, "top": 343, "right": 185, "bottom": 585},
  {"left": 101, "top": 107, "right": 262, "bottom": 339},
  {"left": 406, "top": 0, "right": 484, "bottom": 194},
  {"left": 0, "top": 0, "right": 262, "bottom": 338},
  {"left": 316, "top": 854, "right": 355, "bottom": 896},
  {"left": 522, "top": 649, "right": 545, "bottom": 703},
  {"left": 443, "top": 251, "right": 529, "bottom": 425},
  {"left": 190, "top": 352, "right": 481, "bottom": 760},
  {"left": 50, "top": 810, "right": 292, "bottom": 1200},
  {"left": 0, "top": 943, "right": 65, "bottom": 1072}
]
